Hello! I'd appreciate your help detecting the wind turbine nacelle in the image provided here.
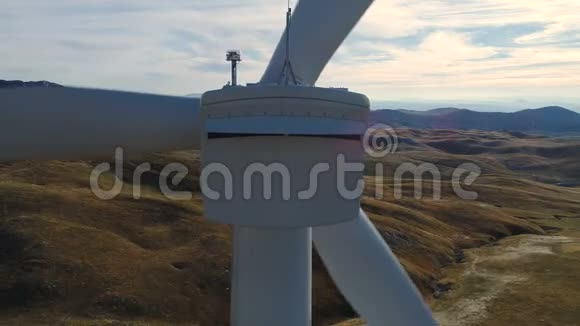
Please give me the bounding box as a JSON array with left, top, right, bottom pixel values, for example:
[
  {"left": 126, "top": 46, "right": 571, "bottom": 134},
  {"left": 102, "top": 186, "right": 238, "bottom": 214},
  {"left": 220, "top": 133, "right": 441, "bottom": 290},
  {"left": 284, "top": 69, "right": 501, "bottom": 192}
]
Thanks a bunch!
[{"left": 200, "top": 85, "right": 369, "bottom": 228}]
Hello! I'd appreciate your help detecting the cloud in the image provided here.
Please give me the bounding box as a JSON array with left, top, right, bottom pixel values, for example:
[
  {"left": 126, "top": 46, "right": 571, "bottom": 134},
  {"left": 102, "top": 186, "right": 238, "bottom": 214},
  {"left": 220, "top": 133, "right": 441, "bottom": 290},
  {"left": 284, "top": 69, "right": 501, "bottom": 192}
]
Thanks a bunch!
[
  {"left": 322, "top": 0, "right": 580, "bottom": 104},
  {"left": 0, "top": 0, "right": 579, "bottom": 107},
  {"left": 0, "top": 0, "right": 283, "bottom": 93}
]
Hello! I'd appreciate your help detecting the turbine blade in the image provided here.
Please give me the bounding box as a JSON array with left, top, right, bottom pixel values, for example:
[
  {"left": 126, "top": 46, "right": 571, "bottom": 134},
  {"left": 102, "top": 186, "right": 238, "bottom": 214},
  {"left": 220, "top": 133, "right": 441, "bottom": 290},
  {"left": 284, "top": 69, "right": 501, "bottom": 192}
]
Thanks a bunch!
[
  {"left": 313, "top": 209, "right": 437, "bottom": 326},
  {"left": 260, "top": 0, "right": 374, "bottom": 86},
  {"left": 0, "top": 87, "right": 201, "bottom": 161}
]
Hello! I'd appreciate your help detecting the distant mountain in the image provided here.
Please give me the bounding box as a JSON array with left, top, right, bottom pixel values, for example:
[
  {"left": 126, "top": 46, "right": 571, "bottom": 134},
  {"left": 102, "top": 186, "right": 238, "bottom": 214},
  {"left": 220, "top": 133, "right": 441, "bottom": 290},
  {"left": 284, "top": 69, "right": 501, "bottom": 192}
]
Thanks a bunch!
[
  {"left": 371, "top": 106, "right": 580, "bottom": 134},
  {"left": 3, "top": 78, "right": 578, "bottom": 134},
  {"left": 398, "top": 107, "right": 464, "bottom": 116},
  {"left": 0, "top": 79, "right": 63, "bottom": 88}
]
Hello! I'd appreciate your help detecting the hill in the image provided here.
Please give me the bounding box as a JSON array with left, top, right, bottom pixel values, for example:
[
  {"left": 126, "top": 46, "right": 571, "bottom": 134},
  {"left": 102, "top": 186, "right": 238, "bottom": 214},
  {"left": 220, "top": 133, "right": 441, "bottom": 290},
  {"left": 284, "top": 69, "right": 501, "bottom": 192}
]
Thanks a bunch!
[
  {"left": 371, "top": 106, "right": 580, "bottom": 135},
  {"left": 0, "top": 79, "right": 63, "bottom": 88},
  {"left": 1, "top": 129, "right": 580, "bottom": 325},
  {"left": 4, "top": 79, "right": 578, "bottom": 135},
  {"left": 392, "top": 128, "right": 580, "bottom": 186}
]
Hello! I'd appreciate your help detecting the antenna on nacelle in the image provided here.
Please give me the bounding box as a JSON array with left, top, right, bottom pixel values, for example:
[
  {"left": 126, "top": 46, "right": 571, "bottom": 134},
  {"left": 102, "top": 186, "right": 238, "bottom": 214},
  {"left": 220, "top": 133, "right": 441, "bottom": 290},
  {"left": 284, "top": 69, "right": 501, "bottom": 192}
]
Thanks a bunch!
[
  {"left": 279, "top": 1, "right": 298, "bottom": 85},
  {"left": 226, "top": 50, "right": 241, "bottom": 86}
]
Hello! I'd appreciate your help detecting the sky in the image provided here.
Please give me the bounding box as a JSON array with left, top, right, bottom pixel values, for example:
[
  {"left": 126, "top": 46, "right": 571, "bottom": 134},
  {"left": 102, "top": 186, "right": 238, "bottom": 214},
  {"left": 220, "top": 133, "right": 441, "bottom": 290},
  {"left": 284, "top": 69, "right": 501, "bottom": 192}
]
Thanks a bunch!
[{"left": 1, "top": 0, "right": 579, "bottom": 111}]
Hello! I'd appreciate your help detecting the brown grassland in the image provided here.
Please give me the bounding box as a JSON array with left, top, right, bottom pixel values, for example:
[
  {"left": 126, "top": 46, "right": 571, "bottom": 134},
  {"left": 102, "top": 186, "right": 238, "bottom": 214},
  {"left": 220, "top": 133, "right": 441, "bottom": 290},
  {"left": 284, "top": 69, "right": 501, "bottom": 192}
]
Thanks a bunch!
[{"left": 1, "top": 129, "right": 579, "bottom": 325}]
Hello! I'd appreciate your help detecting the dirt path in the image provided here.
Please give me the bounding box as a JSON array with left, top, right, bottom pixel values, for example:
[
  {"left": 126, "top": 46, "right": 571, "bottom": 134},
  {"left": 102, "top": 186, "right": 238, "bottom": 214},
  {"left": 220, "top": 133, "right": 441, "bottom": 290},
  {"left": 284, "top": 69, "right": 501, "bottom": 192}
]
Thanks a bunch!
[
  {"left": 333, "top": 219, "right": 580, "bottom": 326},
  {"left": 433, "top": 218, "right": 580, "bottom": 326}
]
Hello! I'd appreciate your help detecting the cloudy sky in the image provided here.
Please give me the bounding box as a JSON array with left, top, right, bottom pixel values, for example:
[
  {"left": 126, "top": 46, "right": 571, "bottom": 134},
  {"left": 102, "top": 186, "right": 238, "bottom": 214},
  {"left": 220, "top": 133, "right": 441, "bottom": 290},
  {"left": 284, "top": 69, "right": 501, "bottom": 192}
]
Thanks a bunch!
[{"left": 1, "top": 0, "right": 579, "bottom": 111}]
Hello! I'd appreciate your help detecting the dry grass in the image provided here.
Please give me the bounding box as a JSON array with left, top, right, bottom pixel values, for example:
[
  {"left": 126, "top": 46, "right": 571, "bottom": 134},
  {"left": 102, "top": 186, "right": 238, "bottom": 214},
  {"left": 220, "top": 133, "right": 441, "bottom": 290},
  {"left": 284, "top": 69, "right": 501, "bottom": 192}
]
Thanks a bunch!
[
  {"left": 431, "top": 218, "right": 580, "bottom": 326},
  {"left": 1, "top": 129, "right": 580, "bottom": 325}
]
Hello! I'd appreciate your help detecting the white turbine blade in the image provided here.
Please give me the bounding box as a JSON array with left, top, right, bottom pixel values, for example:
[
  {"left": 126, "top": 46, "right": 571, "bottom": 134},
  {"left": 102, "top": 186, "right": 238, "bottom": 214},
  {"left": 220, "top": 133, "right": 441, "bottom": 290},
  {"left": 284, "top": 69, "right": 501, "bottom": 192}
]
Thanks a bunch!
[
  {"left": 260, "top": 0, "right": 374, "bottom": 86},
  {"left": 0, "top": 87, "right": 201, "bottom": 161},
  {"left": 313, "top": 209, "right": 437, "bottom": 326}
]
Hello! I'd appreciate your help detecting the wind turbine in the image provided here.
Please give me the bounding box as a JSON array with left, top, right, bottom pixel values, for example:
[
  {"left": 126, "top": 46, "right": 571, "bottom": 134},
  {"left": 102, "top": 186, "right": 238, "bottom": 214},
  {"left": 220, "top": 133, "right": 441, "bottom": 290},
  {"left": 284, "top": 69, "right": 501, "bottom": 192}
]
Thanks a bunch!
[{"left": 0, "top": 1, "right": 436, "bottom": 325}]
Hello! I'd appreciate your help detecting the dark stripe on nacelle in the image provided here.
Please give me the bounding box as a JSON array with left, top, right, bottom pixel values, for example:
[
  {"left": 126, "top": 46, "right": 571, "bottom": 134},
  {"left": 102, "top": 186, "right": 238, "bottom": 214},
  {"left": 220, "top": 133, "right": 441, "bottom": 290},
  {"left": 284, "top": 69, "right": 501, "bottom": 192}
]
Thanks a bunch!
[{"left": 207, "top": 132, "right": 361, "bottom": 141}]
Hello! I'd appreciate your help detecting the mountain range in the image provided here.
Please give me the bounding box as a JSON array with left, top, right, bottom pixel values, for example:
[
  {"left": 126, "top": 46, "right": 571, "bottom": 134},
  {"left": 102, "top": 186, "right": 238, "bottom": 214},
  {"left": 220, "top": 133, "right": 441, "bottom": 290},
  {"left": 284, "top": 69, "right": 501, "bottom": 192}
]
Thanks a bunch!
[
  {"left": 3, "top": 79, "right": 579, "bottom": 135},
  {"left": 371, "top": 106, "right": 580, "bottom": 135},
  {"left": 0, "top": 79, "right": 62, "bottom": 88}
]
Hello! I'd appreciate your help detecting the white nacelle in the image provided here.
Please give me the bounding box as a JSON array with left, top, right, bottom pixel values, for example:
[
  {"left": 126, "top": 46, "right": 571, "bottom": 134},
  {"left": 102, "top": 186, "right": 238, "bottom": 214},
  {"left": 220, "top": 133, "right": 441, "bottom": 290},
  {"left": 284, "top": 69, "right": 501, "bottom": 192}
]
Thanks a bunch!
[{"left": 201, "top": 85, "right": 369, "bottom": 228}]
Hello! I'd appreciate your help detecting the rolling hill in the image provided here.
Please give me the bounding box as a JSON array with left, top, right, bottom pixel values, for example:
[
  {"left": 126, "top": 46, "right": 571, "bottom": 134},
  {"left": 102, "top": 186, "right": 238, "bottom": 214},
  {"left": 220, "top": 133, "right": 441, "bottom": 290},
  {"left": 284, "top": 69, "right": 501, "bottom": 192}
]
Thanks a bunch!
[
  {"left": 371, "top": 107, "right": 580, "bottom": 135},
  {"left": 1, "top": 129, "right": 580, "bottom": 325},
  {"left": 3, "top": 79, "right": 580, "bottom": 135},
  {"left": 0, "top": 79, "right": 62, "bottom": 89},
  {"left": 2, "top": 79, "right": 580, "bottom": 324}
]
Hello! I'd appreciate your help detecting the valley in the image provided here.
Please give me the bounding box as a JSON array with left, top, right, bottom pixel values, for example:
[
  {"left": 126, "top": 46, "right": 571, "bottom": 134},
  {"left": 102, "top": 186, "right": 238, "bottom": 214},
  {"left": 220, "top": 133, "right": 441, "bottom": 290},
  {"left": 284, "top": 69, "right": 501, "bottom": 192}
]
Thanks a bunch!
[{"left": 1, "top": 129, "right": 579, "bottom": 325}]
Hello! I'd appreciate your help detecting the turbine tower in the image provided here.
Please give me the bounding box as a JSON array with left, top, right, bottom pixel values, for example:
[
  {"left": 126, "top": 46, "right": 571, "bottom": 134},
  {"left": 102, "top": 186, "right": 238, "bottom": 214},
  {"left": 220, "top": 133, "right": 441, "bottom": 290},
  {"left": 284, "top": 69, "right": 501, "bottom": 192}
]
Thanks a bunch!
[{"left": 0, "top": 1, "right": 436, "bottom": 325}]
